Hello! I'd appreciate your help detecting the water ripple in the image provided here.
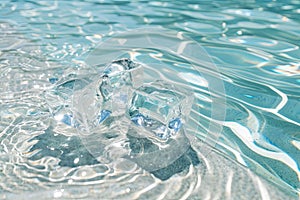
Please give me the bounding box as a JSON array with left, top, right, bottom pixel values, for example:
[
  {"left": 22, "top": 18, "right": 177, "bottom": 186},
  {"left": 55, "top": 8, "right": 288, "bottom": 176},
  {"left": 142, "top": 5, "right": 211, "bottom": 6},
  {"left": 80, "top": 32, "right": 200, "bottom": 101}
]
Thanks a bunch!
[{"left": 0, "top": 0, "right": 299, "bottom": 199}]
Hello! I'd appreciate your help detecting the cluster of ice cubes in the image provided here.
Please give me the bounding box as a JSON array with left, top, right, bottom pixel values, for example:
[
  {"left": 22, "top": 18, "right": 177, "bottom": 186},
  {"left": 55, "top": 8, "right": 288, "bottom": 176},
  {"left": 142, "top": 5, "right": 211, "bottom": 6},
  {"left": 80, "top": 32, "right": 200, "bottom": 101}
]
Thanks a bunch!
[{"left": 49, "top": 58, "right": 193, "bottom": 141}]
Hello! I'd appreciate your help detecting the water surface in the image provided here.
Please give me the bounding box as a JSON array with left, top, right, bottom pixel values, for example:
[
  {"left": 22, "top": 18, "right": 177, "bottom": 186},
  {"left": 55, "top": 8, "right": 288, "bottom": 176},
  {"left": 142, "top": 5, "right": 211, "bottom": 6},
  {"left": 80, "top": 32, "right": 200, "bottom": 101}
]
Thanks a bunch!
[{"left": 0, "top": 0, "right": 299, "bottom": 199}]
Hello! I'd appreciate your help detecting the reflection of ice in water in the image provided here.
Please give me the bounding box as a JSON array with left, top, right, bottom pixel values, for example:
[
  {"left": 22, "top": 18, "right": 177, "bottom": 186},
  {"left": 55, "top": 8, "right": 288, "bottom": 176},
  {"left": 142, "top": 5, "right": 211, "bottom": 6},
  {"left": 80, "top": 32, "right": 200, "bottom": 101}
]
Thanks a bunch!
[{"left": 128, "top": 80, "right": 193, "bottom": 141}]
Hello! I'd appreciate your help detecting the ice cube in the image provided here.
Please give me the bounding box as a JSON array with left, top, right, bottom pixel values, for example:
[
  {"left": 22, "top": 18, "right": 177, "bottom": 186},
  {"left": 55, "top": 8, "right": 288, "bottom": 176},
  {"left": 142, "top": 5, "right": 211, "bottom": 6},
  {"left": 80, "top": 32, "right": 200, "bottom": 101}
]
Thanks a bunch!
[
  {"left": 128, "top": 80, "right": 193, "bottom": 141},
  {"left": 101, "top": 58, "right": 143, "bottom": 92},
  {"left": 72, "top": 58, "right": 144, "bottom": 132},
  {"left": 99, "top": 58, "right": 144, "bottom": 117},
  {"left": 44, "top": 76, "right": 92, "bottom": 128}
]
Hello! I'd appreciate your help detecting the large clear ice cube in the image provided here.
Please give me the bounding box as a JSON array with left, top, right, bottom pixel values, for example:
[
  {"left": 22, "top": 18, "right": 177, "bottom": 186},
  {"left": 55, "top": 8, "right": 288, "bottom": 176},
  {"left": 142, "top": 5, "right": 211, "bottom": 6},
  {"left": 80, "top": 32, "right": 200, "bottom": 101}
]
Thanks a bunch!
[
  {"left": 100, "top": 58, "right": 143, "bottom": 98},
  {"left": 44, "top": 76, "right": 91, "bottom": 127},
  {"left": 72, "top": 58, "right": 144, "bottom": 132},
  {"left": 99, "top": 58, "right": 143, "bottom": 117},
  {"left": 128, "top": 80, "right": 193, "bottom": 141}
]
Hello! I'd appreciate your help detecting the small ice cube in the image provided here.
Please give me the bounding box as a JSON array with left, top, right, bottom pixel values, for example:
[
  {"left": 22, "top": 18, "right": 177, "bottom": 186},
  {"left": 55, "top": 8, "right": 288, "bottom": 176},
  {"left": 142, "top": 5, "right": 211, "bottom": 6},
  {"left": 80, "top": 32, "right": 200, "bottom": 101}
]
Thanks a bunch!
[{"left": 128, "top": 80, "right": 193, "bottom": 141}]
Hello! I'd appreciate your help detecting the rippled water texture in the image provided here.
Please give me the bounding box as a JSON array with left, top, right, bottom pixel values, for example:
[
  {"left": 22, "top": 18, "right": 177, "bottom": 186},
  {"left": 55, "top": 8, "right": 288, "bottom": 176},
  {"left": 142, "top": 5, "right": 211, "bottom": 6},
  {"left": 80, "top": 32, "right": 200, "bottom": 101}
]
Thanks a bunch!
[{"left": 0, "top": 0, "right": 299, "bottom": 199}]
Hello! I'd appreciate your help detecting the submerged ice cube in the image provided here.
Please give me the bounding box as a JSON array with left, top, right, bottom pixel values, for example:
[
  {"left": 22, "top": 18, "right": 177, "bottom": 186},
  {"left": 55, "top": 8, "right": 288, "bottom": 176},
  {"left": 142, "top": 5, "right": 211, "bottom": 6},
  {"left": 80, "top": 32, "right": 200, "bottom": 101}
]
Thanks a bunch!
[{"left": 128, "top": 80, "right": 193, "bottom": 141}]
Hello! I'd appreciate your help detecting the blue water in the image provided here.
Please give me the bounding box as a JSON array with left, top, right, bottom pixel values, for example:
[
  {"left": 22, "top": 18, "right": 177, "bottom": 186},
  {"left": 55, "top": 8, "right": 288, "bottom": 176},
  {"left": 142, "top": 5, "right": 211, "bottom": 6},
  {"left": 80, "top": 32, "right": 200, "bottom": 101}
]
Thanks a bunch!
[{"left": 0, "top": 0, "right": 299, "bottom": 199}]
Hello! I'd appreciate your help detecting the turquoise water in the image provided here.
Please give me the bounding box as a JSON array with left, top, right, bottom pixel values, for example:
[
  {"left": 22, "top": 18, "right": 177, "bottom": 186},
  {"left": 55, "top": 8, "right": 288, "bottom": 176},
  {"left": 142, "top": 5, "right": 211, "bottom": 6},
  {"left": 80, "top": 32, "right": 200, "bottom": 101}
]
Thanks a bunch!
[{"left": 0, "top": 0, "right": 299, "bottom": 199}]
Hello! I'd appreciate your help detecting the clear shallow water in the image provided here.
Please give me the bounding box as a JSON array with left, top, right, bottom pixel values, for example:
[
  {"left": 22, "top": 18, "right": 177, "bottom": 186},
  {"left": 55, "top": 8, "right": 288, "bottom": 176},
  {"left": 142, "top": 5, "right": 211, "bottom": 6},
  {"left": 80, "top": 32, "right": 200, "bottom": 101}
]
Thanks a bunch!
[{"left": 0, "top": 0, "right": 299, "bottom": 199}]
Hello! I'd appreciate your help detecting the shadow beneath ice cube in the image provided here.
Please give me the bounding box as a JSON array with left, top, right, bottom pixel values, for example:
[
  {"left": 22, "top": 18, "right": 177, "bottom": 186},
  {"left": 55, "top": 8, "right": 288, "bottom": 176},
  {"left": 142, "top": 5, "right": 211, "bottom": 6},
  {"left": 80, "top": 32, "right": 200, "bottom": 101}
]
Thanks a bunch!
[
  {"left": 151, "top": 147, "right": 200, "bottom": 181},
  {"left": 28, "top": 126, "right": 100, "bottom": 168},
  {"left": 126, "top": 128, "right": 200, "bottom": 181}
]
